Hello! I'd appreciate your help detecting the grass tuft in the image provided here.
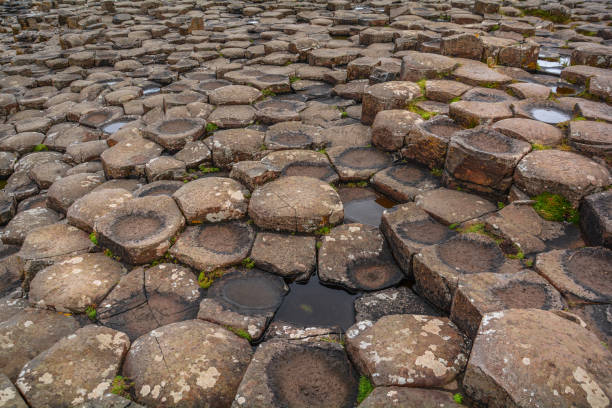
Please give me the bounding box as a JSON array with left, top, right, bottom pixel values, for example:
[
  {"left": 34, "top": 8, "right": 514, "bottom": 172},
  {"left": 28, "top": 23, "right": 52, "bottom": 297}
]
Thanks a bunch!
[
  {"left": 357, "top": 376, "right": 374, "bottom": 404},
  {"left": 532, "top": 192, "right": 579, "bottom": 224},
  {"left": 198, "top": 268, "right": 225, "bottom": 289}
]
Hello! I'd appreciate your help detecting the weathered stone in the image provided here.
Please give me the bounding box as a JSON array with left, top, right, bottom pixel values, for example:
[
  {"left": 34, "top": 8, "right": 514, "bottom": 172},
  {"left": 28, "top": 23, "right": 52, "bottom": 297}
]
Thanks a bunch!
[
  {"left": 346, "top": 315, "right": 468, "bottom": 387},
  {"left": 211, "top": 129, "right": 265, "bottom": 169},
  {"left": 124, "top": 320, "right": 252, "bottom": 407},
  {"left": 359, "top": 387, "right": 462, "bottom": 407},
  {"left": 371, "top": 109, "right": 422, "bottom": 151},
  {"left": 94, "top": 196, "right": 185, "bottom": 264},
  {"left": 361, "top": 81, "right": 422, "bottom": 125},
  {"left": 1, "top": 208, "right": 60, "bottom": 245},
  {"left": 101, "top": 137, "right": 163, "bottom": 179},
  {"left": 371, "top": 163, "right": 440, "bottom": 203},
  {"left": 249, "top": 176, "right": 343, "bottom": 233},
  {"left": 463, "top": 309, "right": 612, "bottom": 408},
  {"left": 144, "top": 118, "right": 206, "bottom": 152},
  {"left": 403, "top": 115, "right": 462, "bottom": 169},
  {"left": 492, "top": 118, "right": 563, "bottom": 146},
  {"left": 0, "top": 373, "right": 27, "bottom": 408},
  {"left": 250, "top": 233, "right": 316, "bottom": 281},
  {"left": 327, "top": 146, "right": 393, "bottom": 181},
  {"left": 354, "top": 286, "right": 441, "bottom": 322},
  {"left": 173, "top": 177, "right": 249, "bottom": 223},
  {"left": 318, "top": 223, "right": 403, "bottom": 291},
  {"left": 581, "top": 191, "right": 612, "bottom": 248},
  {"left": 399, "top": 52, "right": 458, "bottom": 82},
  {"left": 67, "top": 189, "right": 133, "bottom": 233},
  {"left": 16, "top": 325, "right": 130, "bottom": 407},
  {"left": 415, "top": 188, "right": 497, "bottom": 225}
]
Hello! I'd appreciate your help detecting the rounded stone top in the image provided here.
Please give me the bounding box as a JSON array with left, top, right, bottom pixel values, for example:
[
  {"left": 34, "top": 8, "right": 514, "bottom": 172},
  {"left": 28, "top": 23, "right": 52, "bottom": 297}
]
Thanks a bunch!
[{"left": 248, "top": 176, "right": 344, "bottom": 233}]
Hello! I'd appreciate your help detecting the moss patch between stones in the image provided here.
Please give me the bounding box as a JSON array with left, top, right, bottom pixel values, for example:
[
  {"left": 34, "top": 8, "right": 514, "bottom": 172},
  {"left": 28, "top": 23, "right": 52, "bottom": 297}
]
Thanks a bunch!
[
  {"left": 357, "top": 375, "right": 373, "bottom": 404},
  {"left": 532, "top": 192, "right": 579, "bottom": 224}
]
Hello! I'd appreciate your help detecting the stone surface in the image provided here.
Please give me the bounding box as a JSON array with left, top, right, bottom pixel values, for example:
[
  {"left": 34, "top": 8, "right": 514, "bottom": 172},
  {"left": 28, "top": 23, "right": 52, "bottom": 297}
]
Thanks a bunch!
[
  {"left": 250, "top": 233, "right": 316, "bottom": 281},
  {"left": 16, "top": 325, "right": 130, "bottom": 407},
  {"left": 463, "top": 309, "right": 612, "bottom": 408},
  {"left": 123, "top": 320, "right": 252, "bottom": 407},
  {"left": 415, "top": 188, "right": 497, "bottom": 225},
  {"left": 346, "top": 315, "right": 468, "bottom": 387},
  {"left": 359, "top": 387, "right": 462, "bottom": 408},
  {"left": 354, "top": 286, "right": 440, "bottom": 322}
]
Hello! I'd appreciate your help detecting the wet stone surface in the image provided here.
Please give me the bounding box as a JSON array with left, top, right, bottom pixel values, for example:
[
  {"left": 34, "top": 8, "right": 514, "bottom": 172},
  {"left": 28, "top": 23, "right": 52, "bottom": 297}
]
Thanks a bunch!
[{"left": 0, "top": 0, "right": 610, "bottom": 405}]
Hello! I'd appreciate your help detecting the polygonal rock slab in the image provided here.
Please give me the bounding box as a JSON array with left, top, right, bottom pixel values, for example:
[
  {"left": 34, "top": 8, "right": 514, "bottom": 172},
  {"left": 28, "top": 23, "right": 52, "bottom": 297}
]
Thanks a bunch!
[
  {"left": 371, "top": 163, "right": 440, "bottom": 203},
  {"left": 261, "top": 149, "right": 337, "bottom": 183},
  {"left": 1, "top": 208, "right": 60, "bottom": 245},
  {"left": 208, "top": 85, "right": 261, "bottom": 105},
  {"left": 354, "top": 286, "right": 441, "bottom": 322},
  {"left": 67, "top": 189, "right": 134, "bottom": 233},
  {"left": 359, "top": 387, "right": 462, "bottom": 408},
  {"left": 403, "top": 115, "right": 462, "bottom": 170},
  {"left": 568, "top": 120, "right": 612, "bottom": 157},
  {"left": 514, "top": 150, "right": 610, "bottom": 206},
  {"left": 450, "top": 271, "right": 565, "bottom": 339},
  {"left": 198, "top": 269, "right": 288, "bottom": 341},
  {"left": 170, "top": 221, "right": 254, "bottom": 271},
  {"left": 250, "top": 233, "right": 316, "bottom": 281},
  {"left": 327, "top": 146, "right": 393, "bottom": 182},
  {"left": 124, "top": 320, "right": 253, "bottom": 407},
  {"left": 144, "top": 118, "right": 206, "bottom": 152},
  {"left": 413, "top": 233, "right": 523, "bottom": 311},
  {"left": 207, "top": 105, "right": 256, "bottom": 129},
  {"left": 29, "top": 253, "right": 126, "bottom": 313},
  {"left": 415, "top": 188, "right": 497, "bottom": 225},
  {"left": 0, "top": 308, "right": 79, "bottom": 380},
  {"left": 47, "top": 173, "right": 106, "bottom": 214},
  {"left": 346, "top": 315, "right": 468, "bottom": 387},
  {"left": 371, "top": 110, "right": 422, "bottom": 151},
  {"left": 101, "top": 137, "right": 163, "bottom": 179},
  {"left": 535, "top": 246, "right": 612, "bottom": 304},
  {"left": 248, "top": 176, "right": 343, "bottom": 233},
  {"left": 16, "top": 325, "right": 130, "bottom": 407},
  {"left": 133, "top": 181, "right": 183, "bottom": 198},
  {"left": 399, "top": 52, "right": 459, "bottom": 82},
  {"left": 211, "top": 128, "right": 265, "bottom": 170},
  {"left": 381, "top": 202, "right": 456, "bottom": 275},
  {"left": 0, "top": 373, "right": 27, "bottom": 407},
  {"left": 232, "top": 339, "right": 358, "bottom": 408},
  {"left": 98, "top": 264, "right": 202, "bottom": 341},
  {"left": 18, "top": 223, "right": 94, "bottom": 285},
  {"left": 318, "top": 223, "right": 404, "bottom": 291},
  {"left": 492, "top": 118, "right": 563, "bottom": 146},
  {"left": 581, "top": 191, "right": 612, "bottom": 248},
  {"left": 463, "top": 309, "right": 612, "bottom": 408},
  {"left": 173, "top": 177, "right": 249, "bottom": 224},
  {"left": 94, "top": 196, "right": 185, "bottom": 264},
  {"left": 361, "top": 81, "right": 422, "bottom": 125}
]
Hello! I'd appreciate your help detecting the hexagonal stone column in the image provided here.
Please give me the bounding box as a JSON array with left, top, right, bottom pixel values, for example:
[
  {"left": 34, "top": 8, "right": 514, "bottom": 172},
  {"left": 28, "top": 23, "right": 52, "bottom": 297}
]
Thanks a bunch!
[
  {"left": 361, "top": 81, "right": 422, "bottom": 125},
  {"left": 346, "top": 315, "right": 468, "bottom": 387},
  {"left": 319, "top": 223, "right": 404, "bottom": 291},
  {"left": 413, "top": 233, "right": 523, "bottom": 311},
  {"left": 173, "top": 177, "right": 249, "bottom": 224},
  {"left": 463, "top": 309, "right": 612, "bottom": 408},
  {"left": 249, "top": 176, "right": 343, "bottom": 233},
  {"left": 16, "top": 326, "right": 130, "bottom": 407},
  {"left": 450, "top": 270, "right": 564, "bottom": 338},
  {"left": 580, "top": 191, "right": 611, "bottom": 248},
  {"left": 232, "top": 339, "right": 358, "bottom": 408},
  {"left": 94, "top": 196, "right": 185, "bottom": 264},
  {"left": 101, "top": 136, "right": 163, "bottom": 179},
  {"left": 403, "top": 115, "right": 462, "bottom": 169},
  {"left": 443, "top": 126, "right": 531, "bottom": 199},
  {"left": 124, "top": 320, "right": 252, "bottom": 407}
]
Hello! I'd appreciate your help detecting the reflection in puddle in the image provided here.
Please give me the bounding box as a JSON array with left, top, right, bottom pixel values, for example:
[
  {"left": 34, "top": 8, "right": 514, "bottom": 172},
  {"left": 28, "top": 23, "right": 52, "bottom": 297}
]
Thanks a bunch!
[
  {"left": 529, "top": 108, "right": 571, "bottom": 124},
  {"left": 142, "top": 86, "right": 161, "bottom": 95},
  {"left": 273, "top": 274, "right": 358, "bottom": 331},
  {"left": 344, "top": 195, "right": 396, "bottom": 227},
  {"left": 102, "top": 121, "right": 130, "bottom": 134}
]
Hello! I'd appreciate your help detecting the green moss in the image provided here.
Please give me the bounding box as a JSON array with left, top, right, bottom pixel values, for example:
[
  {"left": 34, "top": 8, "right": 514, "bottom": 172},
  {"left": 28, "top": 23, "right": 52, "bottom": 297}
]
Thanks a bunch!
[
  {"left": 449, "top": 97, "right": 461, "bottom": 103},
  {"left": 89, "top": 232, "right": 98, "bottom": 246},
  {"left": 316, "top": 241, "right": 322, "bottom": 249},
  {"left": 460, "top": 223, "right": 485, "bottom": 234},
  {"left": 225, "top": 326, "right": 252, "bottom": 341},
  {"left": 497, "top": 201, "right": 505, "bottom": 210},
  {"left": 317, "top": 148, "right": 327, "bottom": 154},
  {"left": 507, "top": 249, "right": 525, "bottom": 260},
  {"left": 453, "top": 393, "right": 464, "bottom": 404},
  {"left": 346, "top": 181, "right": 368, "bottom": 188},
  {"left": 262, "top": 89, "right": 276, "bottom": 97},
  {"left": 198, "top": 165, "right": 220, "bottom": 173},
  {"left": 241, "top": 257, "right": 255, "bottom": 269},
  {"left": 416, "top": 79, "right": 427, "bottom": 95},
  {"left": 531, "top": 143, "right": 552, "bottom": 150},
  {"left": 524, "top": 259, "right": 534, "bottom": 267},
  {"left": 523, "top": 8, "right": 570, "bottom": 24},
  {"left": 289, "top": 76, "right": 300, "bottom": 83},
  {"left": 480, "top": 82, "right": 499, "bottom": 89},
  {"left": 33, "top": 144, "right": 48, "bottom": 152},
  {"left": 408, "top": 101, "right": 437, "bottom": 120},
  {"left": 448, "top": 223, "right": 459, "bottom": 230},
  {"left": 532, "top": 192, "right": 579, "bottom": 224},
  {"left": 490, "top": 24, "right": 500, "bottom": 31},
  {"left": 572, "top": 115, "right": 587, "bottom": 121},
  {"left": 111, "top": 376, "right": 133, "bottom": 400},
  {"left": 430, "top": 168, "right": 443, "bottom": 177},
  {"left": 205, "top": 122, "right": 218, "bottom": 133},
  {"left": 104, "top": 248, "right": 114, "bottom": 258},
  {"left": 315, "top": 225, "right": 331, "bottom": 235},
  {"left": 357, "top": 376, "right": 374, "bottom": 404},
  {"left": 85, "top": 305, "right": 97, "bottom": 321},
  {"left": 341, "top": 111, "right": 348, "bottom": 118},
  {"left": 320, "top": 336, "right": 345, "bottom": 346},
  {"left": 0, "top": 180, "right": 6, "bottom": 190},
  {"left": 198, "top": 268, "right": 225, "bottom": 289}
]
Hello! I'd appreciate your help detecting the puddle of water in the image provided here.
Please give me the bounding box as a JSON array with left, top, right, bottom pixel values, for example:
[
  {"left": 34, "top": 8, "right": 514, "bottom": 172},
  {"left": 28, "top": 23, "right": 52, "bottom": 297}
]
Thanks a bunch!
[
  {"left": 273, "top": 274, "right": 358, "bottom": 331},
  {"left": 247, "top": 19, "right": 259, "bottom": 25},
  {"left": 530, "top": 108, "right": 571, "bottom": 124},
  {"left": 142, "top": 86, "right": 161, "bottom": 95},
  {"left": 344, "top": 195, "right": 396, "bottom": 227},
  {"left": 102, "top": 121, "right": 130, "bottom": 134},
  {"left": 537, "top": 59, "right": 564, "bottom": 76}
]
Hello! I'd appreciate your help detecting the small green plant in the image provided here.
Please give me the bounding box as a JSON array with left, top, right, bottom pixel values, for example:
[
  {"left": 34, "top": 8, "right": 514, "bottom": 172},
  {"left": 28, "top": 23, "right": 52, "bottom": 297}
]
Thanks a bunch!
[
  {"left": 490, "top": 24, "right": 500, "bottom": 31},
  {"left": 104, "top": 248, "right": 114, "bottom": 258},
  {"left": 341, "top": 111, "right": 348, "bottom": 118},
  {"left": 199, "top": 165, "right": 220, "bottom": 173},
  {"left": 205, "top": 122, "right": 218, "bottom": 133},
  {"left": 320, "top": 336, "right": 345, "bottom": 346},
  {"left": 315, "top": 225, "right": 331, "bottom": 235},
  {"left": 430, "top": 168, "right": 443, "bottom": 177},
  {"left": 449, "top": 96, "right": 461, "bottom": 103},
  {"left": 416, "top": 78, "right": 427, "bottom": 94},
  {"left": 261, "top": 89, "right": 276, "bottom": 97},
  {"left": 481, "top": 82, "right": 498, "bottom": 89},
  {"left": 225, "top": 326, "right": 252, "bottom": 341},
  {"left": 460, "top": 223, "right": 485, "bottom": 234},
  {"left": 531, "top": 143, "right": 552, "bottom": 151},
  {"left": 532, "top": 192, "right": 579, "bottom": 224},
  {"left": 198, "top": 269, "right": 225, "bottom": 289},
  {"left": 89, "top": 232, "right": 98, "bottom": 245},
  {"left": 241, "top": 257, "right": 255, "bottom": 269},
  {"left": 453, "top": 393, "right": 464, "bottom": 404},
  {"left": 524, "top": 259, "right": 534, "bottom": 267},
  {"left": 85, "top": 305, "right": 97, "bottom": 321},
  {"left": 507, "top": 249, "right": 525, "bottom": 260},
  {"left": 449, "top": 223, "right": 459, "bottom": 230},
  {"left": 33, "top": 144, "right": 49, "bottom": 152},
  {"left": 289, "top": 76, "right": 300, "bottom": 83},
  {"left": 572, "top": 115, "right": 587, "bottom": 121},
  {"left": 317, "top": 148, "right": 327, "bottom": 154},
  {"left": 316, "top": 241, "right": 322, "bottom": 249},
  {"left": 346, "top": 181, "right": 368, "bottom": 188},
  {"left": 408, "top": 102, "right": 436, "bottom": 120},
  {"left": 357, "top": 376, "right": 374, "bottom": 404},
  {"left": 497, "top": 201, "right": 505, "bottom": 210},
  {"left": 111, "top": 376, "right": 133, "bottom": 400}
]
